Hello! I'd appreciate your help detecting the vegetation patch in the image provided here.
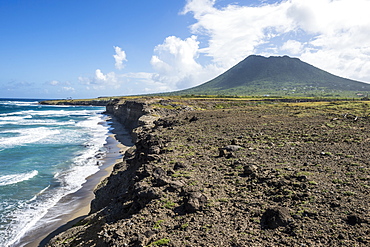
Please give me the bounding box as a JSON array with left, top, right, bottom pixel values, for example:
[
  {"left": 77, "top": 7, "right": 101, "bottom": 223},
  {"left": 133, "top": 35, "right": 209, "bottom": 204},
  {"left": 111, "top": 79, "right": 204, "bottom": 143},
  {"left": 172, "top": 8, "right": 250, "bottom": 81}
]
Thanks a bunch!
[{"left": 148, "top": 238, "right": 171, "bottom": 246}]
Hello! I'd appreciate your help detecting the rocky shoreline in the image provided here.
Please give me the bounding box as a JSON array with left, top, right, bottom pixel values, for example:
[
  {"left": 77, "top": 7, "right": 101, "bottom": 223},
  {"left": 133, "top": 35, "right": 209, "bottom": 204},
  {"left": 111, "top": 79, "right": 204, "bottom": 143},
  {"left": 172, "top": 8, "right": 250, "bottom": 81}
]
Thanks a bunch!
[{"left": 44, "top": 98, "right": 370, "bottom": 246}]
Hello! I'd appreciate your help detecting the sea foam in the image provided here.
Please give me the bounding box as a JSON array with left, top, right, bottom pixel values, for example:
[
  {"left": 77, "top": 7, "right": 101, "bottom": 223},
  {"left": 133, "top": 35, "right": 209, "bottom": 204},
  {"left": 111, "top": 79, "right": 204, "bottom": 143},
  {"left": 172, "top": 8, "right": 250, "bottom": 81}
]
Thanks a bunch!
[
  {"left": 0, "top": 127, "right": 61, "bottom": 148},
  {"left": 0, "top": 170, "right": 38, "bottom": 186}
]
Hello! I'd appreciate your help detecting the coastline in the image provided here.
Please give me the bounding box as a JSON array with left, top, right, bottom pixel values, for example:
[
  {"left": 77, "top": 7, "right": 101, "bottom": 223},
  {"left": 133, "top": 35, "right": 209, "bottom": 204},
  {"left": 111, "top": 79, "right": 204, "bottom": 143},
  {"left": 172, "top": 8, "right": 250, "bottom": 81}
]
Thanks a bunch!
[{"left": 19, "top": 116, "right": 133, "bottom": 247}]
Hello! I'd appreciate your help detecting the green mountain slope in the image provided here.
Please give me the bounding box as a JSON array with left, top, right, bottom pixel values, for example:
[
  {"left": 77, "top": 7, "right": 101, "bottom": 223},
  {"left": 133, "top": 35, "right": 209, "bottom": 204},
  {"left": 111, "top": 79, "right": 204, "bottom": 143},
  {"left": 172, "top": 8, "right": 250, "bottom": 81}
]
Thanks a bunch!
[{"left": 172, "top": 55, "right": 370, "bottom": 97}]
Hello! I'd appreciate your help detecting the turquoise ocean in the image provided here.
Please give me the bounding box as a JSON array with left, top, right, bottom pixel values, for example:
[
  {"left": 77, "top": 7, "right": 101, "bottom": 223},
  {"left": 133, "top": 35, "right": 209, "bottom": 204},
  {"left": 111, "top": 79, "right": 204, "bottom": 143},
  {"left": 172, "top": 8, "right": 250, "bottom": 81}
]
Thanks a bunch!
[{"left": 0, "top": 99, "right": 111, "bottom": 246}]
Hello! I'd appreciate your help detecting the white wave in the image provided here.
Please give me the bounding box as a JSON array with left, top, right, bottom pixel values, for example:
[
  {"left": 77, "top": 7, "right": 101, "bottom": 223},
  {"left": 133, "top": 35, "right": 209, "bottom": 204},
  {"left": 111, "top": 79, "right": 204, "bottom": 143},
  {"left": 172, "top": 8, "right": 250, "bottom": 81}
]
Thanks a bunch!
[
  {"left": 0, "top": 109, "right": 102, "bottom": 119},
  {"left": 0, "top": 107, "right": 99, "bottom": 128},
  {"left": 10, "top": 120, "right": 74, "bottom": 127},
  {"left": 0, "top": 170, "right": 38, "bottom": 186},
  {"left": 0, "top": 115, "right": 32, "bottom": 121},
  {"left": 35, "top": 127, "right": 95, "bottom": 146},
  {"left": 17, "top": 119, "right": 76, "bottom": 126},
  {"left": 0, "top": 100, "right": 39, "bottom": 107},
  {"left": 0, "top": 127, "right": 60, "bottom": 148},
  {"left": 29, "top": 185, "right": 51, "bottom": 202},
  {"left": 0, "top": 118, "right": 76, "bottom": 127}
]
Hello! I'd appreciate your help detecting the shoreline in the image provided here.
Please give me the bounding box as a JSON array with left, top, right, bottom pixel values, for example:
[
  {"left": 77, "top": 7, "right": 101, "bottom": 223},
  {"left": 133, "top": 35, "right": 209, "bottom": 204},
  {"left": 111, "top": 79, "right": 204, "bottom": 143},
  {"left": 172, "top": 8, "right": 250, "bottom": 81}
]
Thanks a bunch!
[{"left": 19, "top": 116, "right": 132, "bottom": 247}]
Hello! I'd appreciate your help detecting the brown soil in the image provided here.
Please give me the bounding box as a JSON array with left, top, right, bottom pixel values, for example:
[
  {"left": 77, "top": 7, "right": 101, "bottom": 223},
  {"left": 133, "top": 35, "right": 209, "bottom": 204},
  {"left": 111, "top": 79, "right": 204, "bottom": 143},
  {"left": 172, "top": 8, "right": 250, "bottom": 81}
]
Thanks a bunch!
[{"left": 46, "top": 100, "right": 370, "bottom": 247}]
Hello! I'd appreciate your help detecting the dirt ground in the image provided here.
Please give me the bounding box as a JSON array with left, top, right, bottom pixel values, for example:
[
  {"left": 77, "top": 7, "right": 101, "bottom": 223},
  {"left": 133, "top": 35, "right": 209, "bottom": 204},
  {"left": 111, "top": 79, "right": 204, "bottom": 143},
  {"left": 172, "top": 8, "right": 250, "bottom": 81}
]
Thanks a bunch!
[{"left": 47, "top": 99, "right": 370, "bottom": 247}]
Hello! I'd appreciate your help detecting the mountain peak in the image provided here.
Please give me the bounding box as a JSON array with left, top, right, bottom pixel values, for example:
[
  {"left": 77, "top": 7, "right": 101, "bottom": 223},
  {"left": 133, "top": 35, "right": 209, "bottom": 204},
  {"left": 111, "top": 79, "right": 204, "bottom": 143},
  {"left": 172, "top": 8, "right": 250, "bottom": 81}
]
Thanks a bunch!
[{"left": 245, "top": 54, "right": 301, "bottom": 62}]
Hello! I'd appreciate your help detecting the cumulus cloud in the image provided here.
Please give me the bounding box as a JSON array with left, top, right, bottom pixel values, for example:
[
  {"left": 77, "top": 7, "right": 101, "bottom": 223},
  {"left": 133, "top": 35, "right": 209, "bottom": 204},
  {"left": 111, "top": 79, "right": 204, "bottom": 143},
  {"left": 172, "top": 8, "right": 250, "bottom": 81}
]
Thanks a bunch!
[
  {"left": 183, "top": 0, "right": 294, "bottom": 68},
  {"left": 78, "top": 69, "right": 121, "bottom": 90},
  {"left": 95, "top": 69, "right": 108, "bottom": 81},
  {"left": 287, "top": 0, "right": 370, "bottom": 81},
  {"left": 113, "top": 46, "right": 127, "bottom": 70},
  {"left": 281, "top": 40, "right": 304, "bottom": 55},
  {"left": 150, "top": 35, "right": 201, "bottom": 89},
  {"left": 150, "top": 35, "right": 223, "bottom": 91}
]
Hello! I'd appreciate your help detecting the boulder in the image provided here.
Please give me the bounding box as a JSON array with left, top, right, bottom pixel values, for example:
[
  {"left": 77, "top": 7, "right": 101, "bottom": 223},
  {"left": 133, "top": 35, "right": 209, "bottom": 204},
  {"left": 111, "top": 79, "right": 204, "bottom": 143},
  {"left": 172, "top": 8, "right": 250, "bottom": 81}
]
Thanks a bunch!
[
  {"left": 224, "top": 145, "right": 242, "bottom": 151},
  {"left": 243, "top": 164, "right": 258, "bottom": 177},
  {"left": 261, "top": 207, "right": 293, "bottom": 229},
  {"left": 137, "top": 187, "right": 161, "bottom": 205},
  {"left": 184, "top": 192, "right": 208, "bottom": 213},
  {"left": 152, "top": 167, "right": 169, "bottom": 187},
  {"left": 189, "top": 116, "right": 199, "bottom": 122},
  {"left": 346, "top": 214, "right": 367, "bottom": 225},
  {"left": 218, "top": 145, "right": 242, "bottom": 158}
]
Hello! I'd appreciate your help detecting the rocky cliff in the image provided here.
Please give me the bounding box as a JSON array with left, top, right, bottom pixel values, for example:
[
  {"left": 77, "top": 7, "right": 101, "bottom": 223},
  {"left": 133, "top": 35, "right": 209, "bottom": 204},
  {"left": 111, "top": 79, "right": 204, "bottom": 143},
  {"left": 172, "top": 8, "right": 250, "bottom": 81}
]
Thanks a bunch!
[{"left": 105, "top": 99, "right": 162, "bottom": 142}]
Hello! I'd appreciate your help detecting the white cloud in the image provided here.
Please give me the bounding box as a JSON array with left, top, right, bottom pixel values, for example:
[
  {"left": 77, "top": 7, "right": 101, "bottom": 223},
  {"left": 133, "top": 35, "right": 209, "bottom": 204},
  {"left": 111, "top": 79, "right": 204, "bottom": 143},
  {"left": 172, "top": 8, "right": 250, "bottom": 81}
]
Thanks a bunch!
[
  {"left": 62, "top": 87, "right": 75, "bottom": 92},
  {"left": 45, "top": 80, "right": 72, "bottom": 91},
  {"left": 78, "top": 69, "right": 121, "bottom": 90},
  {"left": 182, "top": 0, "right": 216, "bottom": 18},
  {"left": 113, "top": 46, "right": 127, "bottom": 70},
  {"left": 281, "top": 40, "right": 303, "bottom": 55},
  {"left": 49, "top": 80, "right": 60, "bottom": 86},
  {"left": 95, "top": 69, "right": 108, "bottom": 81},
  {"left": 150, "top": 35, "right": 201, "bottom": 88},
  {"left": 183, "top": 0, "right": 294, "bottom": 68},
  {"left": 287, "top": 0, "right": 370, "bottom": 36},
  {"left": 150, "top": 35, "right": 223, "bottom": 91},
  {"left": 287, "top": 0, "right": 370, "bottom": 81}
]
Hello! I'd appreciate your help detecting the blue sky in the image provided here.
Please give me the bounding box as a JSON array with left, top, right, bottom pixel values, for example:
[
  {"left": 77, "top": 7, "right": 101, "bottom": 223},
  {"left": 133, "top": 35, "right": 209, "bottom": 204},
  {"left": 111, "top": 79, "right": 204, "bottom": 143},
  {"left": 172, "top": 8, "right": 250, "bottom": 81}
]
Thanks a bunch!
[{"left": 1, "top": 0, "right": 370, "bottom": 99}]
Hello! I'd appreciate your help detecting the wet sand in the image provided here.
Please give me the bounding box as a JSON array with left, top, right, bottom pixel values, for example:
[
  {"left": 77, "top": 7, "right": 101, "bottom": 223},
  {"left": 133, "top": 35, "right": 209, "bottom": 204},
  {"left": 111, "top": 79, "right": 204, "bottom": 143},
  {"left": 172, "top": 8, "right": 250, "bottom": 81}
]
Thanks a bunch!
[{"left": 18, "top": 116, "right": 133, "bottom": 247}]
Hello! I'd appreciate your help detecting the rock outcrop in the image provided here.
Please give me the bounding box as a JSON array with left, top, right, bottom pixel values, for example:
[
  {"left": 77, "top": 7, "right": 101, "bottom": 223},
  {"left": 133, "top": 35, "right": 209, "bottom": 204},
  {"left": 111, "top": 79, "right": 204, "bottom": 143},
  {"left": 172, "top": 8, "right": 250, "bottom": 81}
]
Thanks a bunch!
[{"left": 105, "top": 99, "right": 150, "bottom": 130}]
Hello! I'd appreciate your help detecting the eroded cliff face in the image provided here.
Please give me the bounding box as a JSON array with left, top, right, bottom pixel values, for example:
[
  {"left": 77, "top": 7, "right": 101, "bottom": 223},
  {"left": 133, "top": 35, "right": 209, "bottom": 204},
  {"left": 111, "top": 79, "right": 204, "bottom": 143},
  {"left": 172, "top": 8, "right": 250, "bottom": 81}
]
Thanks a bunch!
[{"left": 106, "top": 100, "right": 148, "bottom": 130}]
